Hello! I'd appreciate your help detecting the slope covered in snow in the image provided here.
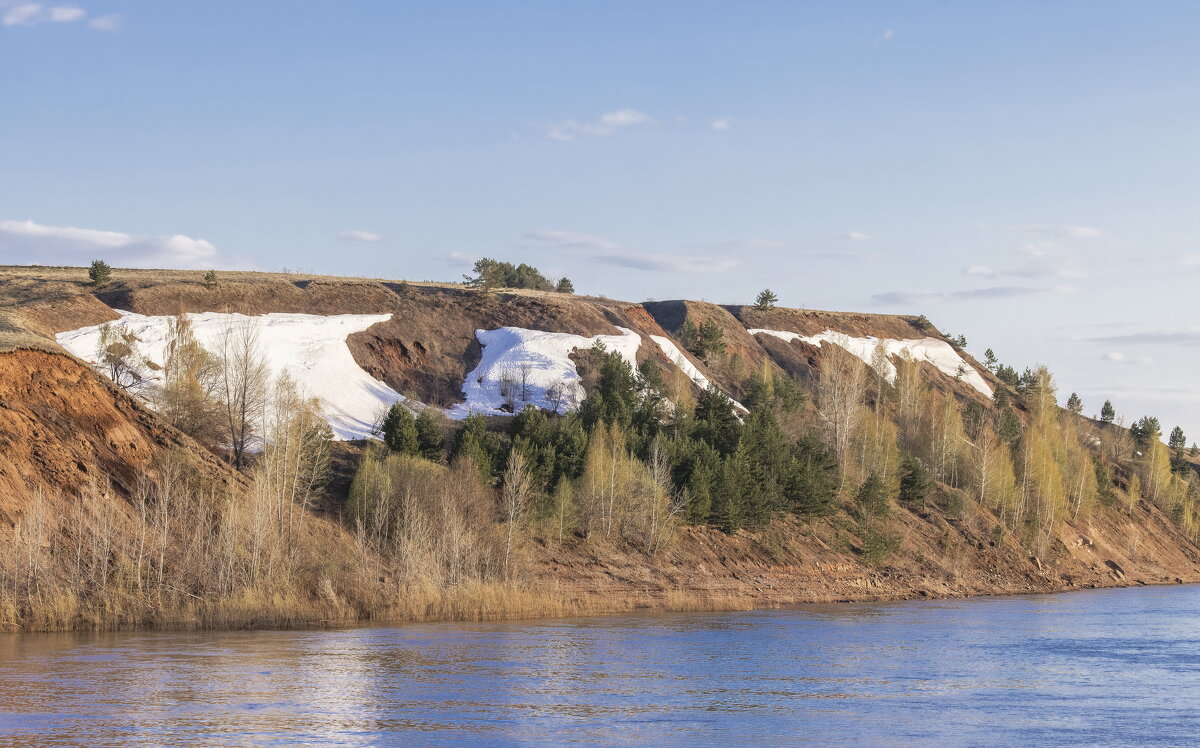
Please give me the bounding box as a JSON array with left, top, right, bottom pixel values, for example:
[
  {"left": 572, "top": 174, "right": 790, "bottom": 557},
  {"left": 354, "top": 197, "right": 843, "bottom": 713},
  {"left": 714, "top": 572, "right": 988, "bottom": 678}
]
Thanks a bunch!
[
  {"left": 649, "top": 335, "right": 748, "bottom": 412},
  {"left": 450, "top": 326, "right": 643, "bottom": 418},
  {"left": 748, "top": 328, "right": 993, "bottom": 397},
  {"left": 56, "top": 311, "right": 402, "bottom": 440}
]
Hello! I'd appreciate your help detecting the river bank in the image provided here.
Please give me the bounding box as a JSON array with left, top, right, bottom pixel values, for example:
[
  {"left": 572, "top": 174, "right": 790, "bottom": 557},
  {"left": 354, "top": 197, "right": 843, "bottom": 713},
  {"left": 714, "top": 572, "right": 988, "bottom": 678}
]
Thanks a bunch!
[{"left": 6, "top": 496, "right": 1198, "bottom": 634}]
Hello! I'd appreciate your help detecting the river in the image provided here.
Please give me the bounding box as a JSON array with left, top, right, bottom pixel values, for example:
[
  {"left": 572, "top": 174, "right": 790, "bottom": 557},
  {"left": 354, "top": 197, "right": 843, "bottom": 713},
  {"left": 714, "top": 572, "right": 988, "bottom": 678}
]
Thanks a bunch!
[{"left": 2, "top": 585, "right": 1199, "bottom": 746}]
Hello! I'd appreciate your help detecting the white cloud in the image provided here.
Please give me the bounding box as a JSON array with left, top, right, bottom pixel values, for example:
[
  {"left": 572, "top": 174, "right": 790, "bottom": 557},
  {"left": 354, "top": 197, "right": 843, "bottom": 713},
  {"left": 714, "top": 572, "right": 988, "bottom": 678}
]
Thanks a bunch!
[
  {"left": 1009, "top": 260, "right": 1087, "bottom": 279},
  {"left": 879, "top": 29, "right": 895, "bottom": 42},
  {"left": 3, "top": 3, "right": 42, "bottom": 25},
  {"left": 964, "top": 264, "right": 997, "bottom": 277},
  {"left": 1021, "top": 224, "right": 1103, "bottom": 239},
  {"left": 547, "top": 109, "right": 654, "bottom": 141},
  {"left": 1, "top": 3, "right": 117, "bottom": 29},
  {"left": 1090, "top": 327, "right": 1200, "bottom": 347},
  {"left": 592, "top": 250, "right": 738, "bottom": 274},
  {"left": 843, "top": 231, "right": 871, "bottom": 241},
  {"left": 48, "top": 5, "right": 82, "bottom": 22},
  {"left": 87, "top": 12, "right": 118, "bottom": 30},
  {"left": 446, "top": 251, "right": 479, "bottom": 267},
  {"left": 872, "top": 285, "right": 1077, "bottom": 306},
  {"left": 337, "top": 229, "right": 383, "bottom": 243},
  {"left": 0, "top": 218, "right": 224, "bottom": 269},
  {"left": 524, "top": 228, "right": 739, "bottom": 274},
  {"left": 523, "top": 229, "right": 621, "bottom": 253},
  {"left": 1179, "top": 254, "right": 1200, "bottom": 269},
  {"left": 1015, "top": 240, "right": 1064, "bottom": 257},
  {"left": 711, "top": 118, "right": 731, "bottom": 131},
  {"left": 1102, "top": 351, "right": 1154, "bottom": 366}
]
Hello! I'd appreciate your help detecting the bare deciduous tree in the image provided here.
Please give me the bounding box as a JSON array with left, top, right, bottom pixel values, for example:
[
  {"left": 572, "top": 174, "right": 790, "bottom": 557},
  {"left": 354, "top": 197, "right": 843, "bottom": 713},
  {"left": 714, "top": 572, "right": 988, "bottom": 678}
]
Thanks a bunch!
[
  {"left": 545, "top": 381, "right": 567, "bottom": 414},
  {"left": 497, "top": 366, "right": 520, "bottom": 412},
  {"left": 217, "top": 317, "right": 270, "bottom": 468},
  {"left": 518, "top": 362, "right": 533, "bottom": 404},
  {"left": 816, "top": 342, "right": 868, "bottom": 470},
  {"left": 501, "top": 450, "right": 533, "bottom": 579},
  {"left": 96, "top": 322, "right": 145, "bottom": 390},
  {"left": 157, "top": 313, "right": 223, "bottom": 445}
]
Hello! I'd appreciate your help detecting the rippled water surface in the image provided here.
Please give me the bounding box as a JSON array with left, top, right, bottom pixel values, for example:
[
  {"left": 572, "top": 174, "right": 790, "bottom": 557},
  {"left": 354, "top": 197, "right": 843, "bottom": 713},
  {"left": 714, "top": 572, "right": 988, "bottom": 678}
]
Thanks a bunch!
[{"left": 3, "top": 586, "right": 1200, "bottom": 746}]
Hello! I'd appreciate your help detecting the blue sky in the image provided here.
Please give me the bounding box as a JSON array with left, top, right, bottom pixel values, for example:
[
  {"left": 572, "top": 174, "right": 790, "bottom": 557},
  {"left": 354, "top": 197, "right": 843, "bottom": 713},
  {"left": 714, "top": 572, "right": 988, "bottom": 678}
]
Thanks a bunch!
[{"left": 3, "top": 1, "right": 1200, "bottom": 438}]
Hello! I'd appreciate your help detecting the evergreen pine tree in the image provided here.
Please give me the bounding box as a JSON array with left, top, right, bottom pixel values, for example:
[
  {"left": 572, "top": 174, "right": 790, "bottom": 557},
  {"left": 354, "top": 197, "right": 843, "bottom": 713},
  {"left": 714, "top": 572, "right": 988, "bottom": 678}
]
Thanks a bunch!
[
  {"left": 713, "top": 450, "right": 753, "bottom": 533},
  {"left": 1169, "top": 426, "right": 1187, "bottom": 471},
  {"left": 679, "top": 316, "right": 726, "bottom": 359},
  {"left": 88, "top": 259, "right": 112, "bottom": 288},
  {"left": 1169, "top": 425, "right": 1186, "bottom": 452},
  {"left": 1094, "top": 459, "right": 1118, "bottom": 507},
  {"left": 855, "top": 472, "right": 890, "bottom": 519},
  {"left": 414, "top": 409, "right": 444, "bottom": 460},
  {"left": 982, "top": 348, "right": 998, "bottom": 372},
  {"left": 555, "top": 277, "right": 575, "bottom": 293},
  {"left": 753, "top": 288, "right": 778, "bottom": 311},
  {"left": 899, "top": 455, "right": 933, "bottom": 506},
  {"left": 204, "top": 269, "right": 219, "bottom": 290},
  {"left": 783, "top": 434, "right": 837, "bottom": 518},
  {"left": 451, "top": 414, "right": 499, "bottom": 478},
  {"left": 551, "top": 415, "right": 589, "bottom": 483},
  {"left": 697, "top": 319, "right": 726, "bottom": 358},
  {"left": 1066, "top": 392, "right": 1083, "bottom": 415},
  {"left": 1130, "top": 415, "right": 1161, "bottom": 447},
  {"left": 693, "top": 385, "right": 741, "bottom": 455},
  {"left": 381, "top": 403, "right": 419, "bottom": 455},
  {"left": 1100, "top": 400, "right": 1116, "bottom": 424},
  {"left": 994, "top": 364, "right": 1020, "bottom": 387}
]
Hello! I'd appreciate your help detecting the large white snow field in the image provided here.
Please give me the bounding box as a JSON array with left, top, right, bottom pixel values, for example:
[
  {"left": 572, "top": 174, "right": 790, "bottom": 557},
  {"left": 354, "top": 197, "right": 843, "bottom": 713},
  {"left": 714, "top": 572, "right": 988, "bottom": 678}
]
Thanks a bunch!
[
  {"left": 56, "top": 311, "right": 401, "bottom": 440},
  {"left": 747, "top": 328, "right": 993, "bottom": 397},
  {"left": 450, "top": 326, "right": 642, "bottom": 418}
]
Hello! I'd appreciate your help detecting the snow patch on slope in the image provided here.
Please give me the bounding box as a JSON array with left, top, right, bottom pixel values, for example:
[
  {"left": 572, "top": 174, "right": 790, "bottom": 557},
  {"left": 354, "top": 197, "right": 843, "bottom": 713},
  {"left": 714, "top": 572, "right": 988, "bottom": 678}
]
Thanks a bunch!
[
  {"left": 450, "top": 326, "right": 642, "bottom": 418},
  {"left": 56, "top": 311, "right": 402, "bottom": 440},
  {"left": 649, "top": 335, "right": 747, "bottom": 412},
  {"left": 748, "top": 328, "right": 993, "bottom": 397}
]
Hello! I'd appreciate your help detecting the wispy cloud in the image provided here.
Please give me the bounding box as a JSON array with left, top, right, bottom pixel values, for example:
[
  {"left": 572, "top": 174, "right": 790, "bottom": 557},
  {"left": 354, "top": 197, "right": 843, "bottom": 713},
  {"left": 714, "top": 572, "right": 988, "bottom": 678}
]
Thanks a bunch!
[
  {"left": 547, "top": 109, "right": 654, "bottom": 141},
  {"left": 871, "top": 285, "right": 1076, "bottom": 307},
  {"left": 337, "top": 229, "right": 383, "bottom": 243},
  {"left": 711, "top": 118, "right": 731, "bottom": 131},
  {"left": 445, "top": 251, "right": 478, "bottom": 267},
  {"left": 0, "top": 2, "right": 113, "bottom": 28},
  {"left": 843, "top": 231, "right": 872, "bottom": 241},
  {"left": 87, "top": 12, "right": 118, "bottom": 30},
  {"left": 1080, "top": 383, "right": 1200, "bottom": 403},
  {"left": 1020, "top": 224, "right": 1103, "bottom": 239},
  {"left": 876, "top": 28, "right": 895, "bottom": 44},
  {"left": 48, "top": 5, "right": 81, "bottom": 22},
  {"left": 524, "top": 228, "right": 739, "bottom": 274},
  {"left": 964, "top": 264, "right": 997, "bottom": 277},
  {"left": 2, "top": 2, "right": 43, "bottom": 25},
  {"left": 591, "top": 251, "right": 738, "bottom": 274},
  {"left": 962, "top": 227, "right": 1092, "bottom": 281},
  {"left": 1101, "top": 351, "right": 1154, "bottom": 366},
  {"left": 523, "top": 229, "right": 620, "bottom": 253},
  {"left": 0, "top": 218, "right": 228, "bottom": 269},
  {"left": 1089, "top": 328, "right": 1200, "bottom": 347},
  {"left": 1009, "top": 259, "right": 1087, "bottom": 279},
  {"left": 1014, "top": 240, "right": 1066, "bottom": 257}
]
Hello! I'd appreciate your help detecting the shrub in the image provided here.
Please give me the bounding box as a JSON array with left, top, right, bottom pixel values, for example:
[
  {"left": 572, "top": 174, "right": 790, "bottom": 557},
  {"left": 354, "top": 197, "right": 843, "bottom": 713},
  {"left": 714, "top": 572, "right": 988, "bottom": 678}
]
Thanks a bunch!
[{"left": 88, "top": 260, "right": 112, "bottom": 288}]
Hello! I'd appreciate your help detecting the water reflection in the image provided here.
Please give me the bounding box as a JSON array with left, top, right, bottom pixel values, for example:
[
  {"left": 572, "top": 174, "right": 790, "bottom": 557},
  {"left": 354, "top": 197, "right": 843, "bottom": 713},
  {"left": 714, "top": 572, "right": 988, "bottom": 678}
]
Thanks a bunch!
[{"left": 2, "top": 586, "right": 1200, "bottom": 745}]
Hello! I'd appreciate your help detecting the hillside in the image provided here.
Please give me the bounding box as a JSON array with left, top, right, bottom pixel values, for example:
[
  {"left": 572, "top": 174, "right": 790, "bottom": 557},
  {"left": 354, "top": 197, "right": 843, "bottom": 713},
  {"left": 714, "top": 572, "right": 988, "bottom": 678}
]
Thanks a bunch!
[{"left": 1, "top": 264, "right": 1198, "bottom": 632}]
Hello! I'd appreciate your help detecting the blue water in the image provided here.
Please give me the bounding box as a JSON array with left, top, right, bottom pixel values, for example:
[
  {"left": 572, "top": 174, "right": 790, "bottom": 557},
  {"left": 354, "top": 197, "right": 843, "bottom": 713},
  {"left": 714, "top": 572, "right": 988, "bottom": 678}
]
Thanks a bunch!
[{"left": 2, "top": 585, "right": 1199, "bottom": 746}]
